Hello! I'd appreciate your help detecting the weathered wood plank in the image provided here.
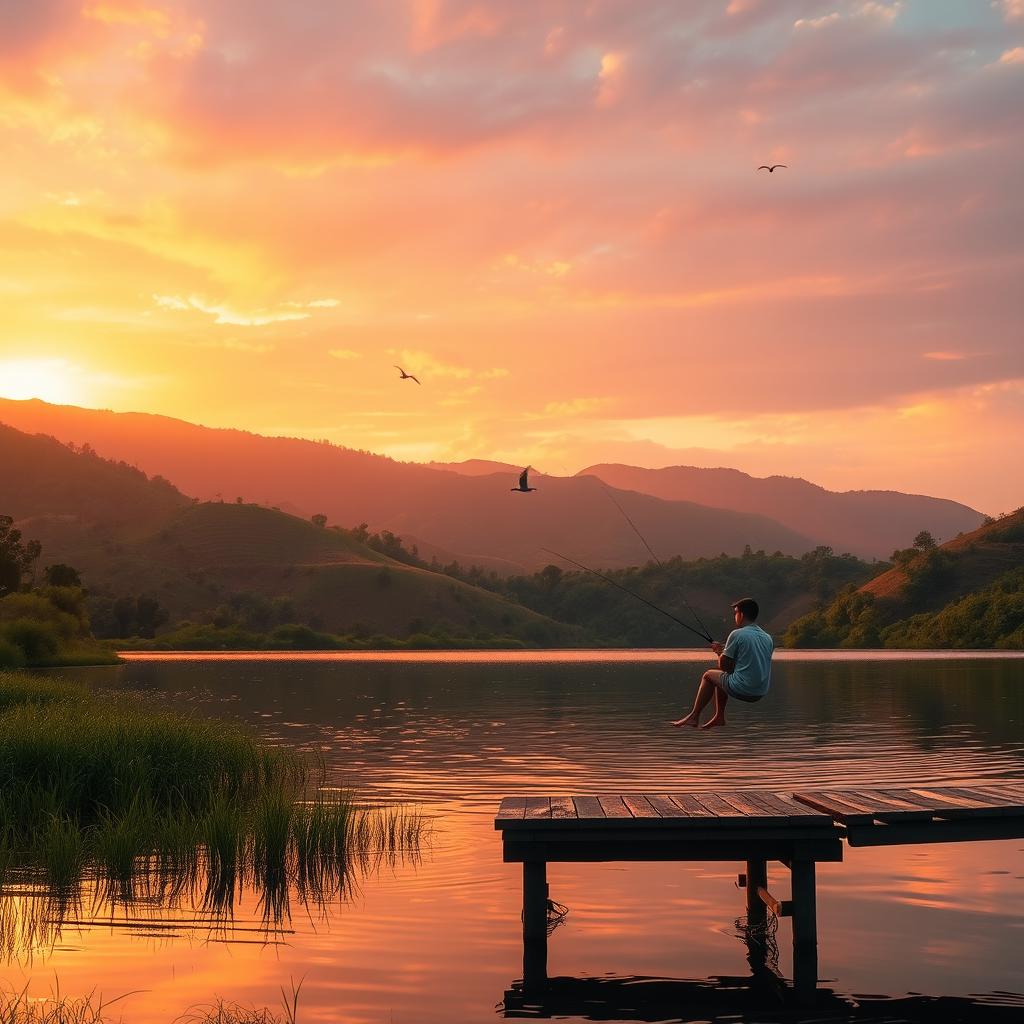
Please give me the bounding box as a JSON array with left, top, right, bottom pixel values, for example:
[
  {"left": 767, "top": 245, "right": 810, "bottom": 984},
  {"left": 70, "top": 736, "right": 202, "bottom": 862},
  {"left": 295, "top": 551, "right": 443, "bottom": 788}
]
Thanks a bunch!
[
  {"left": 550, "top": 796, "right": 577, "bottom": 819},
  {"left": 844, "top": 790, "right": 937, "bottom": 821},
  {"left": 757, "top": 885, "right": 793, "bottom": 917},
  {"left": 717, "top": 791, "right": 772, "bottom": 817},
  {"left": 621, "top": 795, "right": 660, "bottom": 818},
  {"left": 525, "top": 797, "right": 551, "bottom": 820},
  {"left": 873, "top": 788, "right": 947, "bottom": 810},
  {"left": 692, "top": 792, "right": 747, "bottom": 817},
  {"left": 718, "top": 792, "right": 799, "bottom": 825},
  {"left": 933, "top": 786, "right": 1024, "bottom": 811},
  {"left": 791, "top": 792, "right": 876, "bottom": 825},
  {"left": 599, "top": 795, "right": 633, "bottom": 818},
  {"left": 573, "top": 796, "right": 605, "bottom": 820},
  {"left": 496, "top": 797, "right": 526, "bottom": 821},
  {"left": 904, "top": 788, "right": 1015, "bottom": 818},
  {"left": 967, "top": 784, "right": 1024, "bottom": 804},
  {"left": 645, "top": 794, "right": 690, "bottom": 817},
  {"left": 669, "top": 794, "right": 714, "bottom": 817},
  {"left": 754, "top": 792, "right": 831, "bottom": 820},
  {"left": 824, "top": 791, "right": 886, "bottom": 814}
]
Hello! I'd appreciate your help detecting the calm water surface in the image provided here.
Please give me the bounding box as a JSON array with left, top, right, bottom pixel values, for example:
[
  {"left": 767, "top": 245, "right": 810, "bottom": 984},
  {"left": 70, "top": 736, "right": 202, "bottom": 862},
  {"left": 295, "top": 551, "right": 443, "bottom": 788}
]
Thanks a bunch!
[{"left": 7, "top": 651, "right": 1024, "bottom": 1023}]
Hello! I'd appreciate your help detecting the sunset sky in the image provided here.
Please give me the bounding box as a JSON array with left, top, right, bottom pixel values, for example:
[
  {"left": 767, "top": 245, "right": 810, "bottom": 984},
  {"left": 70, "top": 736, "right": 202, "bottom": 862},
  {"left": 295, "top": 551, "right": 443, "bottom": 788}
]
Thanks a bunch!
[{"left": 1, "top": 0, "right": 1022, "bottom": 513}]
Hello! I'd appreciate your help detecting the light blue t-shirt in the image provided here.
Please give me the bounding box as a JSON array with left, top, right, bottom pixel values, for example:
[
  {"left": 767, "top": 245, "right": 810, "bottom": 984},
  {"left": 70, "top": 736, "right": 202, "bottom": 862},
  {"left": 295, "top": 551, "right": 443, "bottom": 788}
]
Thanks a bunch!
[{"left": 722, "top": 623, "right": 773, "bottom": 698}]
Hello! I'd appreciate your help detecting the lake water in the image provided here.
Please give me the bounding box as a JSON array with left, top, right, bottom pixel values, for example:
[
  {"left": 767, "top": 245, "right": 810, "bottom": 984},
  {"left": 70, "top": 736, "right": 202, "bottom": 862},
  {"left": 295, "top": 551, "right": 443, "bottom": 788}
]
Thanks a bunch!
[{"left": 9, "top": 652, "right": 1024, "bottom": 1023}]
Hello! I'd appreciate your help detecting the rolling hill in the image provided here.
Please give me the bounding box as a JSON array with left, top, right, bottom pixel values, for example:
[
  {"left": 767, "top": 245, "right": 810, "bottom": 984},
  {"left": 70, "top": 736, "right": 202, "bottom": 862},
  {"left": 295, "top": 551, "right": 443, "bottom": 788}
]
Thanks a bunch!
[
  {"left": 577, "top": 463, "right": 985, "bottom": 560},
  {"left": 0, "top": 399, "right": 816, "bottom": 570},
  {"left": 784, "top": 509, "right": 1024, "bottom": 648},
  {"left": 0, "top": 423, "right": 574, "bottom": 644}
]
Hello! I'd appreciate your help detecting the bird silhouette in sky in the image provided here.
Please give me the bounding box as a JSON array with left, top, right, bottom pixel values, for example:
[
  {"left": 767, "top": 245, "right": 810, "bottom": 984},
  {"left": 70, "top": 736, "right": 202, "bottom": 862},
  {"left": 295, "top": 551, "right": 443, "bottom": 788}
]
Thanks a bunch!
[
  {"left": 511, "top": 466, "right": 537, "bottom": 492},
  {"left": 394, "top": 365, "right": 421, "bottom": 384},
  {"left": 758, "top": 164, "right": 787, "bottom": 173}
]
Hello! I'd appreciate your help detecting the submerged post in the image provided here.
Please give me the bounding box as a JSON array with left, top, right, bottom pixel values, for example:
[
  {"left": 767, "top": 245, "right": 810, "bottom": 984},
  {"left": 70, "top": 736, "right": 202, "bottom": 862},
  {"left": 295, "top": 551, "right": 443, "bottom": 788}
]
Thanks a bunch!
[
  {"left": 745, "top": 859, "right": 768, "bottom": 927},
  {"left": 744, "top": 858, "right": 769, "bottom": 972},
  {"left": 522, "top": 860, "right": 548, "bottom": 990},
  {"left": 790, "top": 859, "right": 818, "bottom": 1003}
]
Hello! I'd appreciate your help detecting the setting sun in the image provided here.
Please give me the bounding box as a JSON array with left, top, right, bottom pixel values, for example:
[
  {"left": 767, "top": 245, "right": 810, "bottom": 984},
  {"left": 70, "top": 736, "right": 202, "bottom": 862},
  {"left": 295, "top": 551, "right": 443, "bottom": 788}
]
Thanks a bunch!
[{"left": 0, "top": 359, "right": 84, "bottom": 406}]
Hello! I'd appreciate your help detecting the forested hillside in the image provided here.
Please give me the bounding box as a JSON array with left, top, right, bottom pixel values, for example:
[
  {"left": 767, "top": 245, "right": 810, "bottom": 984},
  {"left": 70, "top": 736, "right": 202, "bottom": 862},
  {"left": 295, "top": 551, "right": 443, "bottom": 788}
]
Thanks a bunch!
[{"left": 785, "top": 511, "right": 1024, "bottom": 648}]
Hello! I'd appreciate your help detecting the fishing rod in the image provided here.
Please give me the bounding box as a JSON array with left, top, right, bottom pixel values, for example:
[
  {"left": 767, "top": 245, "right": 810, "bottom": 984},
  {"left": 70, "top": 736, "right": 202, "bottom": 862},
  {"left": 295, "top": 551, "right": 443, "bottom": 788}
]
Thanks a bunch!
[
  {"left": 541, "top": 547, "right": 715, "bottom": 644},
  {"left": 600, "top": 485, "right": 715, "bottom": 644}
]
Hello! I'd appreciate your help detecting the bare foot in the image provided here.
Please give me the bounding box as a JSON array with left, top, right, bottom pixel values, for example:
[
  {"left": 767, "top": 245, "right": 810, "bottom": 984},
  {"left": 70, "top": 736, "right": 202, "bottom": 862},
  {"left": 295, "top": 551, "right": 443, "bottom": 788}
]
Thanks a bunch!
[
  {"left": 671, "top": 715, "right": 700, "bottom": 729},
  {"left": 700, "top": 716, "right": 726, "bottom": 729}
]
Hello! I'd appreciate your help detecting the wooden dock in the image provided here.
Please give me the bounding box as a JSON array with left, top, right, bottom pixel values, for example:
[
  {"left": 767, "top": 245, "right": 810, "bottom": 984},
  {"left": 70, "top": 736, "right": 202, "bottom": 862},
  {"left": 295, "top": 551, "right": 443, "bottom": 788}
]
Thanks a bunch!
[{"left": 495, "top": 782, "right": 1024, "bottom": 1002}]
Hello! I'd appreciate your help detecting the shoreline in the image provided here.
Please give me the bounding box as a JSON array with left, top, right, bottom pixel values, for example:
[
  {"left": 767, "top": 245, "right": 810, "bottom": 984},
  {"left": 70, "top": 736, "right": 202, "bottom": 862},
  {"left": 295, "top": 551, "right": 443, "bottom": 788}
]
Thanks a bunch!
[{"left": 112, "top": 647, "right": 1024, "bottom": 662}]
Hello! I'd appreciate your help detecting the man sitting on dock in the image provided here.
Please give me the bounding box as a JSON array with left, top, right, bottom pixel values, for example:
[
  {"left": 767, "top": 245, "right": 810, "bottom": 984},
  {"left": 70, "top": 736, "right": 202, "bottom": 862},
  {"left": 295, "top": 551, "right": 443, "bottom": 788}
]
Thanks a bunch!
[{"left": 672, "top": 598, "right": 773, "bottom": 730}]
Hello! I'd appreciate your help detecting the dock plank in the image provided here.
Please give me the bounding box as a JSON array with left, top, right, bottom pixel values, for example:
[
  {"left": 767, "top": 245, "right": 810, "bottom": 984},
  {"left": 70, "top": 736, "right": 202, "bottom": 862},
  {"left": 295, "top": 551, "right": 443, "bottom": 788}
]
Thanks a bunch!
[
  {"left": 692, "top": 792, "right": 746, "bottom": 817},
  {"left": 970, "top": 783, "right": 1024, "bottom": 802},
  {"left": 622, "top": 795, "right": 660, "bottom": 818},
  {"left": 669, "top": 794, "right": 714, "bottom": 817},
  {"left": 873, "top": 788, "right": 949, "bottom": 811},
  {"left": 525, "top": 797, "right": 551, "bottom": 820},
  {"left": 791, "top": 792, "right": 877, "bottom": 825},
  {"left": 844, "top": 790, "right": 937, "bottom": 821},
  {"left": 496, "top": 797, "right": 526, "bottom": 821},
  {"left": 599, "top": 795, "right": 633, "bottom": 818},
  {"left": 905, "top": 788, "right": 1013, "bottom": 818},
  {"left": 645, "top": 794, "right": 690, "bottom": 817},
  {"left": 573, "top": 796, "right": 605, "bottom": 820},
  {"left": 930, "top": 787, "right": 1024, "bottom": 816},
  {"left": 746, "top": 791, "right": 830, "bottom": 821},
  {"left": 550, "top": 796, "right": 577, "bottom": 819},
  {"left": 718, "top": 792, "right": 789, "bottom": 823}
]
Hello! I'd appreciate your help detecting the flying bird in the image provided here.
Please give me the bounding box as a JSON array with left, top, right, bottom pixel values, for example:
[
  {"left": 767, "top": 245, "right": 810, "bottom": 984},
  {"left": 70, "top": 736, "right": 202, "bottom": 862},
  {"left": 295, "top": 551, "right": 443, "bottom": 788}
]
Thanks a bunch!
[
  {"left": 394, "top": 365, "right": 421, "bottom": 384},
  {"left": 758, "top": 164, "right": 787, "bottom": 173},
  {"left": 511, "top": 466, "right": 537, "bottom": 493}
]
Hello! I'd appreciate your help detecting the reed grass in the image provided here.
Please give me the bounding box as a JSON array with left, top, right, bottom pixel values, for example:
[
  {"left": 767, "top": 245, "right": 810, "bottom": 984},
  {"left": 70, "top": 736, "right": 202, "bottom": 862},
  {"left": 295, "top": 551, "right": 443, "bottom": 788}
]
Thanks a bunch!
[
  {"left": 0, "top": 671, "right": 426, "bottom": 954},
  {"left": 0, "top": 981, "right": 140, "bottom": 1024},
  {"left": 0, "top": 979, "right": 303, "bottom": 1024}
]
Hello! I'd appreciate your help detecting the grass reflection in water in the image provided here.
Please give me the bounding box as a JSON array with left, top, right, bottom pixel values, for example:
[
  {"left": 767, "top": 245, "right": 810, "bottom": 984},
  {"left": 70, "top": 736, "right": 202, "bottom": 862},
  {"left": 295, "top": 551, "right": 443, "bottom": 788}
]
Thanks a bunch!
[{"left": 0, "top": 671, "right": 425, "bottom": 961}]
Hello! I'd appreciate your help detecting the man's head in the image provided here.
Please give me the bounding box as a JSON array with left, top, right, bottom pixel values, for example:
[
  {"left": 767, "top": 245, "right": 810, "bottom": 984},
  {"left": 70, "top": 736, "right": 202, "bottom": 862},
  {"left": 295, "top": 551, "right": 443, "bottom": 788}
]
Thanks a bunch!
[{"left": 731, "top": 597, "right": 759, "bottom": 624}]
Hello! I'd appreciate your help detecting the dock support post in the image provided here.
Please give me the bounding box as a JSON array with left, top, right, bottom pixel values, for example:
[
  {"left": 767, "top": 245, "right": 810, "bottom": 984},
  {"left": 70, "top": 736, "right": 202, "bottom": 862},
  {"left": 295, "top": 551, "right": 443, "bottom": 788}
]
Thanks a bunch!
[
  {"left": 745, "top": 859, "right": 768, "bottom": 926},
  {"left": 522, "top": 861, "right": 548, "bottom": 991},
  {"left": 790, "top": 859, "right": 817, "bottom": 1004},
  {"left": 744, "top": 858, "right": 769, "bottom": 972}
]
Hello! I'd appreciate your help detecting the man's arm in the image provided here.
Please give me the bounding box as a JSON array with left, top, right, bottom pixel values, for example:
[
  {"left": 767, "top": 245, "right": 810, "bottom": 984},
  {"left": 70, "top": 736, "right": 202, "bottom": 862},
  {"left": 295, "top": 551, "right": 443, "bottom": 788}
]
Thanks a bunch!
[{"left": 710, "top": 641, "right": 736, "bottom": 673}]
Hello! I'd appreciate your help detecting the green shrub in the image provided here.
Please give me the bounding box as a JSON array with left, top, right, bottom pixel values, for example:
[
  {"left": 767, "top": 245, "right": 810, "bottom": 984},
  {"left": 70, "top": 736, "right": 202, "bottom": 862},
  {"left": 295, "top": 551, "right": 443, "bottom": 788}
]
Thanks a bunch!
[
  {"left": 0, "top": 618, "right": 61, "bottom": 661},
  {"left": 0, "top": 638, "right": 25, "bottom": 669}
]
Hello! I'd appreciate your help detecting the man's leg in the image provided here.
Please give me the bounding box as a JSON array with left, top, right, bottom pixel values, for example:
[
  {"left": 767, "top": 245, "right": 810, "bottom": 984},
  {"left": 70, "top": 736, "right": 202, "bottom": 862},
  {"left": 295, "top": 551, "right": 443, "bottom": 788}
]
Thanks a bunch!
[
  {"left": 701, "top": 679, "right": 730, "bottom": 729},
  {"left": 672, "top": 670, "right": 722, "bottom": 728}
]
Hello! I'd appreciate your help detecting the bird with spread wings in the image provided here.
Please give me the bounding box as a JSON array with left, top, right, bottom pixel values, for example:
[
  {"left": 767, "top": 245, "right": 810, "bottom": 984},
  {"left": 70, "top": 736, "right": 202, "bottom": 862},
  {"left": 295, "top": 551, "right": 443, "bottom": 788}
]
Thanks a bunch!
[{"left": 510, "top": 466, "right": 537, "bottom": 492}]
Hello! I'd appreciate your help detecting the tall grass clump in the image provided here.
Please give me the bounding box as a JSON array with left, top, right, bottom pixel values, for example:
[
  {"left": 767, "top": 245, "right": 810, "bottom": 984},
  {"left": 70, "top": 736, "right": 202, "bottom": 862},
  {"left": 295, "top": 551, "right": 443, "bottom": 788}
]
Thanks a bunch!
[
  {"left": 0, "top": 671, "right": 425, "bottom": 949},
  {"left": 0, "top": 979, "right": 303, "bottom": 1024}
]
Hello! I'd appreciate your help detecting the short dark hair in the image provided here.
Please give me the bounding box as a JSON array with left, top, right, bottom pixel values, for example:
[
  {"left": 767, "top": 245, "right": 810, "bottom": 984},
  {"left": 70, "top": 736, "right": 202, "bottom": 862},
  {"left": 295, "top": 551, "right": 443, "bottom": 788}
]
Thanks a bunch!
[{"left": 732, "top": 597, "right": 759, "bottom": 620}]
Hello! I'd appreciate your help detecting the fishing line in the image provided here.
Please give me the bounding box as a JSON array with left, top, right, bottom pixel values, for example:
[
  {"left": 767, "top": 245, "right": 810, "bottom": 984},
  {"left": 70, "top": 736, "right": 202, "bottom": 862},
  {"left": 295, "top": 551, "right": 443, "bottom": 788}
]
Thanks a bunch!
[
  {"left": 540, "top": 547, "right": 714, "bottom": 644},
  {"left": 599, "top": 485, "right": 715, "bottom": 644}
]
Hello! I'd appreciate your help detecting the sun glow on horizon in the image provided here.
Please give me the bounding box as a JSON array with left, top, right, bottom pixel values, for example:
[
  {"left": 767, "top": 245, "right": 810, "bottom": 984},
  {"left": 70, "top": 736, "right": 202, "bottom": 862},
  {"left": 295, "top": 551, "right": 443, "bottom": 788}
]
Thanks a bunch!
[{"left": 0, "top": 359, "right": 87, "bottom": 406}]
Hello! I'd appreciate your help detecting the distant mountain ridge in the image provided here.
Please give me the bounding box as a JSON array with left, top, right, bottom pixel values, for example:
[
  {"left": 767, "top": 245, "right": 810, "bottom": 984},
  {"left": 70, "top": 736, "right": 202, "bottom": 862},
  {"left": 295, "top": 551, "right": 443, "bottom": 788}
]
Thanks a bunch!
[
  {"left": 578, "top": 463, "right": 984, "bottom": 560},
  {"left": 0, "top": 399, "right": 815, "bottom": 570},
  {"left": 0, "top": 422, "right": 573, "bottom": 643}
]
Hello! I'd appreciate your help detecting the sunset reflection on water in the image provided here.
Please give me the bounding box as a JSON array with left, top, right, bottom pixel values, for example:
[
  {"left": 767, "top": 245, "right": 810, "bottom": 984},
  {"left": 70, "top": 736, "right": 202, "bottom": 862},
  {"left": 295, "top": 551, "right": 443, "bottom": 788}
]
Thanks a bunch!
[{"left": 6, "top": 654, "right": 1022, "bottom": 1023}]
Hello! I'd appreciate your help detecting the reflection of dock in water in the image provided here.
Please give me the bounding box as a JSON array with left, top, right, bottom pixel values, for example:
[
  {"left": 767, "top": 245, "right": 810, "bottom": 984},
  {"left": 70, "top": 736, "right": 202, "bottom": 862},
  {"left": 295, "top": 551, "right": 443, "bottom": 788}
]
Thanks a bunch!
[
  {"left": 500, "top": 974, "right": 1024, "bottom": 1022},
  {"left": 495, "top": 783, "right": 1024, "bottom": 1006}
]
